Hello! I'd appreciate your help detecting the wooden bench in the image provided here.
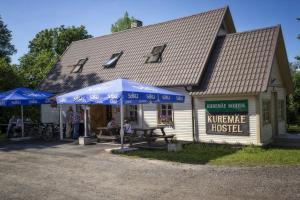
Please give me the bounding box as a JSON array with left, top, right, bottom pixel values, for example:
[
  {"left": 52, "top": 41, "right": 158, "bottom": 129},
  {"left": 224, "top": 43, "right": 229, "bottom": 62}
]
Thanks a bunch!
[
  {"left": 151, "top": 134, "right": 175, "bottom": 143},
  {"left": 96, "top": 127, "right": 120, "bottom": 142},
  {"left": 132, "top": 126, "right": 175, "bottom": 146}
]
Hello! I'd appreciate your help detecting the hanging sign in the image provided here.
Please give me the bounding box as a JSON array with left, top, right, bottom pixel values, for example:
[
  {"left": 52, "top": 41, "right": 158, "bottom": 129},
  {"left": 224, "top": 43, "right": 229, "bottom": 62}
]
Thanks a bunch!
[{"left": 205, "top": 100, "right": 249, "bottom": 136}]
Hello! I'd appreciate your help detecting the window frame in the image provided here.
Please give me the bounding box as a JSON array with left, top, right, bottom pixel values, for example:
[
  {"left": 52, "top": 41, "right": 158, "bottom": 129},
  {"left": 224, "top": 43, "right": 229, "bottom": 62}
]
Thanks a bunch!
[
  {"left": 71, "top": 58, "right": 88, "bottom": 73},
  {"left": 145, "top": 44, "right": 166, "bottom": 63},
  {"left": 103, "top": 51, "right": 123, "bottom": 68},
  {"left": 157, "top": 103, "right": 174, "bottom": 126},
  {"left": 126, "top": 105, "right": 138, "bottom": 124},
  {"left": 262, "top": 100, "right": 271, "bottom": 124}
]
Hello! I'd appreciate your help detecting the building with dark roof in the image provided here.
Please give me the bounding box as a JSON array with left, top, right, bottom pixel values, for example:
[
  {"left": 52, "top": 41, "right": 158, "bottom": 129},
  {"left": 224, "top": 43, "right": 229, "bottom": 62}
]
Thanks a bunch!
[{"left": 40, "top": 6, "right": 293, "bottom": 145}]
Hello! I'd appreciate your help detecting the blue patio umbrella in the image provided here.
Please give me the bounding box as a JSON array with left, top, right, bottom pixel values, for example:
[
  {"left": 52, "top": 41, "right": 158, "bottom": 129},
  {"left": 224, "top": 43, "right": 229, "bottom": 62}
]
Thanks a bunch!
[
  {"left": 0, "top": 88, "right": 53, "bottom": 137},
  {"left": 56, "top": 78, "right": 185, "bottom": 148}
]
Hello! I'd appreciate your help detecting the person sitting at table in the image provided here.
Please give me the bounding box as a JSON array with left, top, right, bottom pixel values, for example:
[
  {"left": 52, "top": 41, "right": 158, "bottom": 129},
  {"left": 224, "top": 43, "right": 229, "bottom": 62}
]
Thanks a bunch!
[
  {"left": 6, "top": 115, "right": 16, "bottom": 137},
  {"left": 123, "top": 120, "right": 133, "bottom": 134},
  {"left": 12, "top": 117, "right": 22, "bottom": 137},
  {"left": 107, "top": 118, "right": 117, "bottom": 135},
  {"left": 107, "top": 118, "right": 116, "bottom": 129}
]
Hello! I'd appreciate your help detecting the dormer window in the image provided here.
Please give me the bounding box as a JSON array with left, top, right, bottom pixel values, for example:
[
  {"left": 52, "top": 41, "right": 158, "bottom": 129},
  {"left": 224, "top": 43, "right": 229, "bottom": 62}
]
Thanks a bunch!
[
  {"left": 71, "top": 58, "right": 88, "bottom": 73},
  {"left": 145, "top": 44, "right": 166, "bottom": 63},
  {"left": 103, "top": 51, "right": 123, "bottom": 68}
]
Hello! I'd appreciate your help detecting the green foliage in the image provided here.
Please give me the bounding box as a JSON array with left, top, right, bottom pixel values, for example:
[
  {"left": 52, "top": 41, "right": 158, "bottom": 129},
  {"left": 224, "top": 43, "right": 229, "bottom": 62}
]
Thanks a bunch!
[
  {"left": 18, "top": 25, "right": 92, "bottom": 88},
  {"left": 18, "top": 50, "right": 58, "bottom": 88},
  {"left": 287, "top": 18, "right": 300, "bottom": 124},
  {"left": 287, "top": 64, "right": 300, "bottom": 124},
  {"left": 296, "top": 18, "right": 300, "bottom": 61},
  {"left": 1, "top": 25, "right": 92, "bottom": 123},
  {"left": 0, "top": 16, "right": 17, "bottom": 62},
  {"left": 0, "top": 58, "right": 21, "bottom": 90},
  {"left": 111, "top": 11, "right": 136, "bottom": 33},
  {"left": 28, "top": 25, "right": 92, "bottom": 56},
  {"left": 0, "top": 16, "right": 21, "bottom": 124},
  {"left": 297, "top": 18, "right": 300, "bottom": 40},
  {"left": 0, "top": 58, "right": 22, "bottom": 124}
]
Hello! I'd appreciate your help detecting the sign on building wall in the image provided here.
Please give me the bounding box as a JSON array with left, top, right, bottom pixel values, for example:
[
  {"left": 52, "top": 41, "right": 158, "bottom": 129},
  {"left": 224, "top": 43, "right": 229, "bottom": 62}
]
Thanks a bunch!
[{"left": 205, "top": 100, "right": 249, "bottom": 136}]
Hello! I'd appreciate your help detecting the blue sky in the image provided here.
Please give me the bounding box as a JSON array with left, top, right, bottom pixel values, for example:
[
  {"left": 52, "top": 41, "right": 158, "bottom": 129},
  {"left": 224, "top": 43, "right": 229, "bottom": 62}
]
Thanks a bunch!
[{"left": 1, "top": 0, "right": 299, "bottom": 64}]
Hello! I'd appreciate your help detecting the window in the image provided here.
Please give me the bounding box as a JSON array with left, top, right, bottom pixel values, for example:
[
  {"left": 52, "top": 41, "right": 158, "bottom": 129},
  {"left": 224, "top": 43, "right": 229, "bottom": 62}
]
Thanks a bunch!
[
  {"left": 71, "top": 58, "right": 88, "bottom": 73},
  {"left": 277, "top": 100, "right": 285, "bottom": 121},
  {"left": 262, "top": 100, "right": 271, "bottom": 124},
  {"left": 145, "top": 44, "right": 166, "bottom": 63},
  {"left": 158, "top": 104, "right": 173, "bottom": 125},
  {"left": 126, "top": 105, "right": 138, "bottom": 123},
  {"left": 103, "top": 51, "right": 123, "bottom": 68}
]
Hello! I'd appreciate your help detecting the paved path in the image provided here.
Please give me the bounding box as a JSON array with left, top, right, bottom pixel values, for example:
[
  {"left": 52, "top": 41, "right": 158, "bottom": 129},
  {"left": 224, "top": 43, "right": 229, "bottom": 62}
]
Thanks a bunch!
[{"left": 0, "top": 141, "right": 299, "bottom": 200}]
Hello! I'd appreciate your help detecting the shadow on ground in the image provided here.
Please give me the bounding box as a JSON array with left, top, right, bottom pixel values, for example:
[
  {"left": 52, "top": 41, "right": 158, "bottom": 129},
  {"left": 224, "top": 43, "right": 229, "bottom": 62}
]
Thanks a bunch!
[
  {"left": 0, "top": 139, "right": 75, "bottom": 152},
  {"left": 121, "top": 143, "right": 241, "bottom": 165}
]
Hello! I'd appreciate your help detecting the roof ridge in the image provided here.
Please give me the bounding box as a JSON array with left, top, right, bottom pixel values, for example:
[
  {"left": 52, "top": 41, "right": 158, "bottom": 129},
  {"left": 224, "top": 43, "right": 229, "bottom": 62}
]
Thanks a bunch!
[
  {"left": 225, "top": 25, "right": 280, "bottom": 36},
  {"left": 71, "top": 6, "right": 228, "bottom": 44}
]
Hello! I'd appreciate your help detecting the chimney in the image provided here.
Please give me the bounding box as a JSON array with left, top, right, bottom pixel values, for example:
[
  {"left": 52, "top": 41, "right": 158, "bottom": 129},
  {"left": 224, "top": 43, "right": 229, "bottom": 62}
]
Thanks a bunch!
[{"left": 131, "top": 20, "right": 143, "bottom": 28}]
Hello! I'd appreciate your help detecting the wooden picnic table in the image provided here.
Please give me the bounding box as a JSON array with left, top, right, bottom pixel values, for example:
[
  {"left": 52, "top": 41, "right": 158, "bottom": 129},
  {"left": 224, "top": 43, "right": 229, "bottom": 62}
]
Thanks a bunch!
[
  {"left": 132, "top": 126, "right": 175, "bottom": 146},
  {"left": 96, "top": 126, "right": 120, "bottom": 141},
  {"left": 96, "top": 126, "right": 175, "bottom": 146}
]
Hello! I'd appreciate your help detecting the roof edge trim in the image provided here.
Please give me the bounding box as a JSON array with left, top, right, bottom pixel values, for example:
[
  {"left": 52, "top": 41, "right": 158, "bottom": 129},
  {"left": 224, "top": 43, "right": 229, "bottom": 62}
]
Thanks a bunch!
[{"left": 262, "top": 25, "right": 280, "bottom": 93}]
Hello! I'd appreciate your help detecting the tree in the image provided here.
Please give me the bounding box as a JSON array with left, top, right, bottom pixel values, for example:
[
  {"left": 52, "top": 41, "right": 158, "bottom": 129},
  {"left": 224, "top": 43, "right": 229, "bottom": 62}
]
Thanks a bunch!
[
  {"left": 286, "top": 18, "right": 300, "bottom": 125},
  {"left": 28, "top": 25, "right": 92, "bottom": 56},
  {"left": 18, "top": 25, "right": 92, "bottom": 88},
  {"left": 0, "top": 58, "right": 21, "bottom": 90},
  {"left": 295, "top": 18, "right": 300, "bottom": 61},
  {"left": 18, "top": 50, "right": 58, "bottom": 88},
  {"left": 111, "top": 11, "right": 136, "bottom": 33},
  {"left": 0, "top": 58, "right": 22, "bottom": 124},
  {"left": 0, "top": 16, "right": 17, "bottom": 62},
  {"left": 287, "top": 63, "right": 300, "bottom": 124}
]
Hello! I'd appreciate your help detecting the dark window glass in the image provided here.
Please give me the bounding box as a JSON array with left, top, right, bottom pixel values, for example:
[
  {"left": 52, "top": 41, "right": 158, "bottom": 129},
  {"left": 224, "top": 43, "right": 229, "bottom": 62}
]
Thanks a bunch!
[
  {"left": 103, "top": 51, "right": 123, "bottom": 68},
  {"left": 72, "top": 58, "right": 88, "bottom": 73},
  {"left": 145, "top": 44, "right": 166, "bottom": 63}
]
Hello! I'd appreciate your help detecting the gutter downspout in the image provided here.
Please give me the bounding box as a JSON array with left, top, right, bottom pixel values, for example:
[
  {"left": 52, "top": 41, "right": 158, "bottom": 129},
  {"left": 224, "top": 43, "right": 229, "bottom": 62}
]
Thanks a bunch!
[
  {"left": 191, "top": 96, "right": 196, "bottom": 142},
  {"left": 185, "top": 86, "right": 196, "bottom": 143}
]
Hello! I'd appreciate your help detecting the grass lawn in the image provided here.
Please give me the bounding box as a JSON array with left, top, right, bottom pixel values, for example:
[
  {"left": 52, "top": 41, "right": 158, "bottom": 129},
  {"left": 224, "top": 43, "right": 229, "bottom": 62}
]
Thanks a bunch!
[{"left": 121, "top": 143, "right": 300, "bottom": 166}]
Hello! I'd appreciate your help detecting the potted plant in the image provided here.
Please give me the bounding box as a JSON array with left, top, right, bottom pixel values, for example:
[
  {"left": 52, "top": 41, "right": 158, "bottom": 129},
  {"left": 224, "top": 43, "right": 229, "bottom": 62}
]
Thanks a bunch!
[{"left": 167, "top": 136, "right": 183, "bottom": 152}]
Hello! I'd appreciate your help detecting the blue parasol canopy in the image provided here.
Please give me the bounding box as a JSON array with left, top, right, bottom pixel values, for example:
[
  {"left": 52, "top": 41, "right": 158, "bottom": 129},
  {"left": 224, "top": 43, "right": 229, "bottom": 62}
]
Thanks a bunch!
[
  {"left": 56, "top": 78, "right": 185, "bottom": 105},
  {"left": 0, "top": 88, "right": 53, "bottom": 106}
]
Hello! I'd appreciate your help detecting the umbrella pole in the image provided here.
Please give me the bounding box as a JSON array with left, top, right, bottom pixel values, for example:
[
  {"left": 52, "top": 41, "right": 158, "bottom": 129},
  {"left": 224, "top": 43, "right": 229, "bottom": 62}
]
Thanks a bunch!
[
  {"left": 21, "top": 105, "right": 24, "bottom": 137},
  {"left": 59, "top": 105, "right": 63, "bottom": 140},
  {"left": 84, "top": 105, "right": 87, "bottom": 137},
  {"left": 120, "top": 98, "right": 124, "bottom": 149}
]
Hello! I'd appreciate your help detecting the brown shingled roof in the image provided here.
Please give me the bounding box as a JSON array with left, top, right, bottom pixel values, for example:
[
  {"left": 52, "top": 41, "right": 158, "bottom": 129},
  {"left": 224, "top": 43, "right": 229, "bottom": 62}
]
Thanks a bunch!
[
  {"left": 39, "top": 7, "right": 233, "bottom": 93},
  {"left": 191, "top": 26, "right": 293, "bottom": 96}
]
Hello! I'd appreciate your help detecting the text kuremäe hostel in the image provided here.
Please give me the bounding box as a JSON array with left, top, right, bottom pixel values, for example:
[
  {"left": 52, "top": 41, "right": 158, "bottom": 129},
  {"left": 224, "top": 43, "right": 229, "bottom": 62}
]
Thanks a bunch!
[{"left": 39, "top": 6, "right": 293, "bottom": 145}]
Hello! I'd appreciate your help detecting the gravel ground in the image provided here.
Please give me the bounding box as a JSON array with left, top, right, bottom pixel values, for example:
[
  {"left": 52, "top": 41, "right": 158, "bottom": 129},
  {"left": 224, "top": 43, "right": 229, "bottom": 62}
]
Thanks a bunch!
[{"left": 0, "top": 141, "right": 299, "bottom": 200}]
